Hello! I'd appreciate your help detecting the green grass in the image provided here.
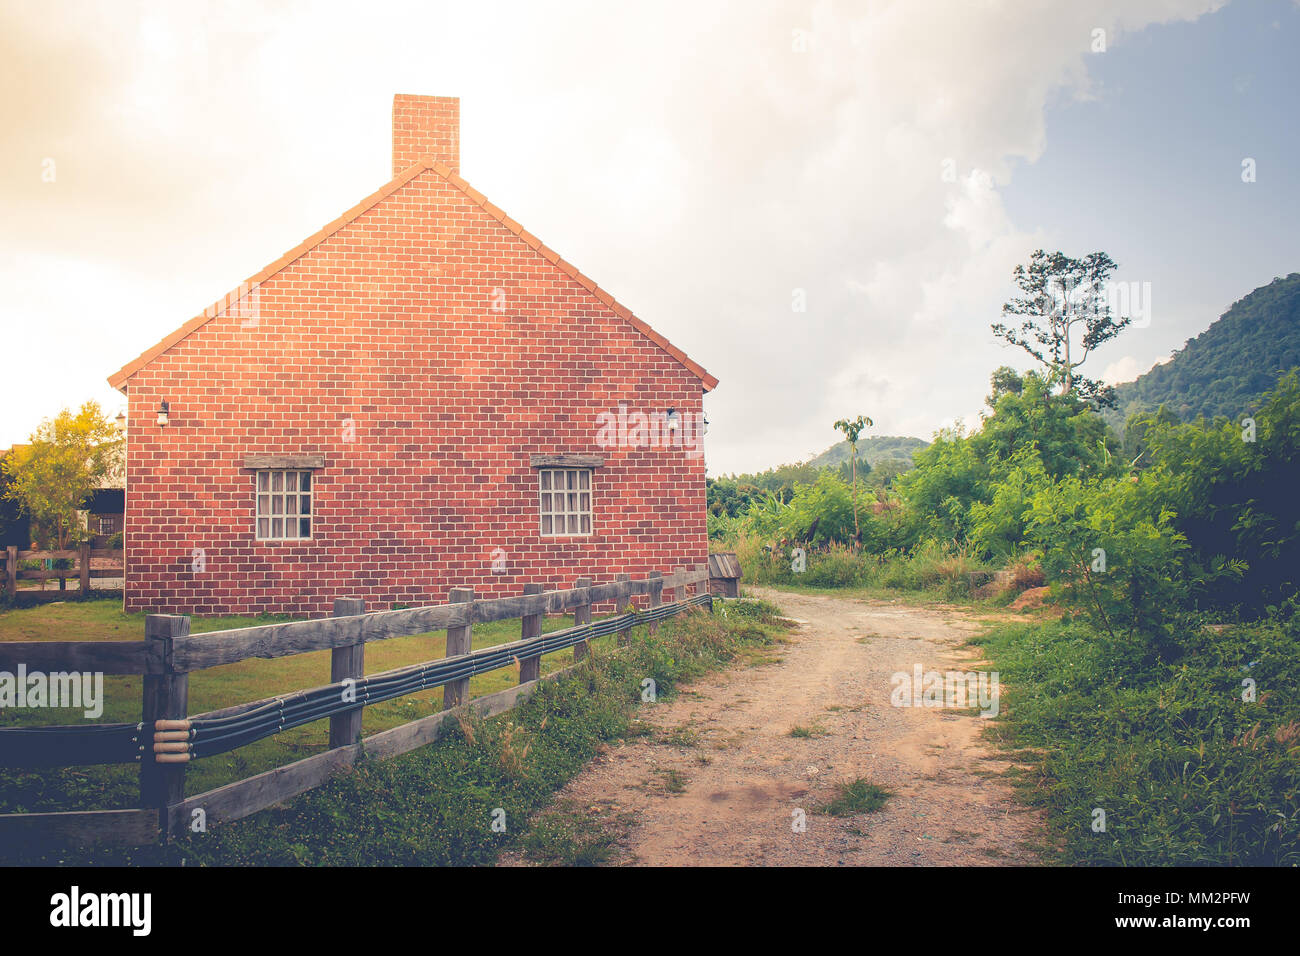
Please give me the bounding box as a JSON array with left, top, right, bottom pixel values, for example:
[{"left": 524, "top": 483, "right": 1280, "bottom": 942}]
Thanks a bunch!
[
  {"left": 660, "top": 724, "right": 701, "bottom": 748},
  {"left": 1, "top": 597, "right": 789, "bottom": 865},
  {"left": 518, "top": 801, "right": 624, "bottom": 866},
  {"left": 788, "top": 723, "right": 827, "bottom": 738},
  {"left": 0, "top": 598, "right": 627, "bottom": 814},
  {"left": 971, "top": 614, "right": 1300, "bottom": 866},
  {"left": 655, "top": 768, "right": 688, "bottom": 794},
  {"left": 819, "top": 778, "right": 892, "bottom": 816}
]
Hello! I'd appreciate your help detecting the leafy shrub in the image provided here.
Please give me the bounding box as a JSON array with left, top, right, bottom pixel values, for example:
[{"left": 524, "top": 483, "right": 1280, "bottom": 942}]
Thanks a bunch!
[
  {"left": 779, "top": 471, "right": 859, "bottom": 547},
  {"left": 739, "top": 491, "right": 791, "bottom": 539},
  {"left": 969, "top": 447, "right": 1052, "bottom": 559},
  {"left": 1140, "top": 370, "right": 1300, "bottom": 615}
]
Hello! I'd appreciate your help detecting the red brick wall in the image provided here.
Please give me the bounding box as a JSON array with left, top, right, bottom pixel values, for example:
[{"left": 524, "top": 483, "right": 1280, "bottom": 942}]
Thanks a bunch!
[
  {"left": 121, "top": 168, "right": 709, "bottom": 616},
  {"left": 392, "top": 94, "right": 459, "bottom": 177}
]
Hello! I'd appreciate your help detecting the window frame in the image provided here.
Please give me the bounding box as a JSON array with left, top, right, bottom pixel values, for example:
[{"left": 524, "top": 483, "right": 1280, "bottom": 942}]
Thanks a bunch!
[
  {"left": 537, "top": 467, "right": 594, "bottom": 538},
  {"left": 254, "top": 469, "right": 314, "bottom": 542}
]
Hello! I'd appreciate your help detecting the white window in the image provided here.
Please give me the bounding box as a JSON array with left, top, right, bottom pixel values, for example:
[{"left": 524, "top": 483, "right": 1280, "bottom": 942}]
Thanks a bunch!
[
  {"left": 256, "top": 470, "right": 312, "bottom": 540},
  {"left": 539, "top": 468, "right": 592, "bottom": 536}
]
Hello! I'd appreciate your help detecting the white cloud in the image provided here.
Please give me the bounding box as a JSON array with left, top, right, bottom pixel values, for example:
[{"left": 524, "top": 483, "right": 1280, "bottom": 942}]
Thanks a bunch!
[{"left": 1102, "top": 353, "right": 1175, "bottom": 385}]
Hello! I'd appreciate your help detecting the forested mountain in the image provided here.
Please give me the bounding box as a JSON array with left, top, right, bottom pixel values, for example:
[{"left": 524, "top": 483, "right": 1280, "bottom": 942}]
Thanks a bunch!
[
  {"left": 1106, "top": 272, "right": 1300, "bottom": 431},
  {"left": 808, "top": 435, "right": 930, "bottom": 469}
]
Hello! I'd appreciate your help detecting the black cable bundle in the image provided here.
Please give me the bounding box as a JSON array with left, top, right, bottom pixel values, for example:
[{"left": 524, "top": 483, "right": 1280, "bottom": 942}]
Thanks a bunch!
[
  {"left": 0, "top": 721, "right": 143, "bottom": 767},
  {"left": 185, "top": 593, "right": 713, "bottom": 759}
]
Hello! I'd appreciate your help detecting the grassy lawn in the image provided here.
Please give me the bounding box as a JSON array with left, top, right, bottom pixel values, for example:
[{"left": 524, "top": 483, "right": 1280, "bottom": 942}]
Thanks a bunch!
[{"left": 0, "top": 598, "right": 614, "bottom": 813}]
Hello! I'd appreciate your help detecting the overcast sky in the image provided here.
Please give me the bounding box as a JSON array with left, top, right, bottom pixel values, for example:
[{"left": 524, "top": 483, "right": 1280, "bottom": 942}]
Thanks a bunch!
[{"left": 2, "top": 0, "right": 1297, "bottom": 475}]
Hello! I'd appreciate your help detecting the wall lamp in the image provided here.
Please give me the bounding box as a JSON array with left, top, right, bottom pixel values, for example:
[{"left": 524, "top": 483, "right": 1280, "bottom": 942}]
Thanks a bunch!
[
  {"left": 665, "top": 408, "right": 680, "bottom": 432},
  {"left": 157, "top": 400, "right": 170, "bottom": 427}
]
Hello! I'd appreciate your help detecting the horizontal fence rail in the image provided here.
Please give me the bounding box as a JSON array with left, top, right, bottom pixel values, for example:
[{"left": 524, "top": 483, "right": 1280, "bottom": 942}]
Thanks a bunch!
[
  {"left": 0, "top": 564, "right": 717, "bottom": 849},
  {"left": 169, "top": 568, "right": 701, "bottom": 671},
  {"left": 2, "top": 545, "right": 123, "bottom": 601},
  {"left": 0, "top": 640, "right": 148, "bottom": 675}
]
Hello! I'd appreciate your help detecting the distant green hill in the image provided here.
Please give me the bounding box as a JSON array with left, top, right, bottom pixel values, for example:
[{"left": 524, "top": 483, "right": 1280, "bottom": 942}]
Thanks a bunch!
[
  {"left": 1106, "top": 273, "right": 1300, "bottom": 432},
  {"left": 809, "top": 435, "right": 930, "bottom": 470},
  {"left": 708, "top": 434, "right": 930, "bottom": 517}
]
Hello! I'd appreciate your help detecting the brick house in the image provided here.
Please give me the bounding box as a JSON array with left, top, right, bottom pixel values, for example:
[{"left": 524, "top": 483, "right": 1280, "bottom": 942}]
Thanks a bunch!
[{"left": 107, "top": 95, "right": 717, "bottom": 616}]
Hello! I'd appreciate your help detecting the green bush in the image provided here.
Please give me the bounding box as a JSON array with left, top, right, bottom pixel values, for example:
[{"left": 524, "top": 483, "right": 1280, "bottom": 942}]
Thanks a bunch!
[
  {"left": 718, "top": 368, "right": 1300, "bottom": 623},
  {"left": 780, "top": 471, "right": 859, "bottom": 547},
  {"left": 969, "top": 447, "right": 1052, "bottom": 560},
  {"left": 1139, "top": 370, "right": 1300, "bottom": 615},
  {"left": 1023, "top": 471, "right": 1195, "bottom": 654}
]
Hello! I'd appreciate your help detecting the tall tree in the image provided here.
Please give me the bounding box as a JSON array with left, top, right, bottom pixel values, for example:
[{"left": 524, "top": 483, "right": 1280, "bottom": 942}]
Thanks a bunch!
[
  {"left": 833, "top": 414, "right": 873, "bottom": 549},
  {"left": 992, "top": 249, "right": 1128, "bottom": 407},
  {"left": 2, "top": 402, "right": 122, "bottom": 552},
  {"left": 986, "top": 365, "right": 1024, "bottom": 408}
]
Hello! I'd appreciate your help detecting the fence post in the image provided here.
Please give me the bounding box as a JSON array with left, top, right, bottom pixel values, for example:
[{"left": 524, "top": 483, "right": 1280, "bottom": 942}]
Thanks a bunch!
[
  {"left": 5, "top": 546, "right": 14, "bottom": 600},
  {"left": 676, "top": 565, "right": 688, "bottom": 602},
  {"left": 79, "top": 542, "right": 91, "bottom": 595},
  {"left": 329, "top": 598, "right": 366, "bottom": 748},
  {"left": 573, "top": 576, "right": 592, "bottom": 662},
  {"left": 647, "top": 570, "right": 663, "bottom": 636},
  {"left": 615, "top": 573, "right": 633, "bottom": 646},
  {"left": 443, "top": 587, "right": 475, "bottom": 709},
  {"left": 519, "top": 582, "right": 544, "bottom": 684},
  {"left": 141, "top": 613, "right": 190, "bottom": 838}
]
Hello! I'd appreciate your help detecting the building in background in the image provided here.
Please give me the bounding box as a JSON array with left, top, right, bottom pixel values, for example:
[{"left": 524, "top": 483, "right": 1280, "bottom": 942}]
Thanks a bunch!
[
  {"left": 0, "top": 447, "right": 30, "bottom": 549},
  {"left": 107, "top": 95, "right": 715, "bottom": 615},
  {"left": 84, "top": 488, "right": 124, "bottom": 548}
]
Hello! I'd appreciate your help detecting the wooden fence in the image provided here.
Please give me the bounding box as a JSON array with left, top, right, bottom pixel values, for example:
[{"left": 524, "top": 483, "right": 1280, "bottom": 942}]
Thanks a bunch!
[
  {"left": 0, "top": 564, "right": 711, "bottom": 850},
  {"left": 3, "top": 545, "right": 124, "bottom": 600}
]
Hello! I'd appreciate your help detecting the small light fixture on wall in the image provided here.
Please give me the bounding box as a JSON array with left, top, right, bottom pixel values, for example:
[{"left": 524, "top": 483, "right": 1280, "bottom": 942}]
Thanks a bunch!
[
  {"left": 157, "top": 400, "right": 170, "bottom": 427},
  {"left": 665, "top": 408, "right": 680, "bottom": 432}
]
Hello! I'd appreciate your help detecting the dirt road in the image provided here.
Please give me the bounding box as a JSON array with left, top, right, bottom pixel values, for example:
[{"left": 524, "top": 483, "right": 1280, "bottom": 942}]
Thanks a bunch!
[{"left": 512, "top": 588, "right": 1042, "bottom": 866}]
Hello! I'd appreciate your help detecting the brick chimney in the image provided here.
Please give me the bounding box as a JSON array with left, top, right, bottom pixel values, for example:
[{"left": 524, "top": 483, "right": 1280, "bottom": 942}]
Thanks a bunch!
[{"left": 392, "top": 94, "right": 459, "bottom": 178}]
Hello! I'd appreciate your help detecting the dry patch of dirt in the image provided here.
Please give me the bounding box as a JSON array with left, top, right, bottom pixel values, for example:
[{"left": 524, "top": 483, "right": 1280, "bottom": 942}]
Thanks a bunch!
[
  {"left": 1008, "top": 586, "right": 1052, "bottom": 611},
  {"left": 501, "top": 588, "right": 1043, "bottom": 866}
]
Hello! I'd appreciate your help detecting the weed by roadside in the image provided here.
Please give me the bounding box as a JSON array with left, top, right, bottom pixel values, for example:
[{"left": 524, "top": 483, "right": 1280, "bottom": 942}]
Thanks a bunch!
[
  {"left": 819, "top": 778, "right": 892, "bottom": 816},
  {"left": 517, "top": 800, "right": 626, "bottom": 866}
]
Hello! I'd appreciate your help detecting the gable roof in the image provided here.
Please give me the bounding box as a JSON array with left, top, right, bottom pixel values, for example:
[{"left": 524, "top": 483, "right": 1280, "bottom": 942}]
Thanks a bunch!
[{"left": 107, "top": 160, "right": 718, "bottom": 392}]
